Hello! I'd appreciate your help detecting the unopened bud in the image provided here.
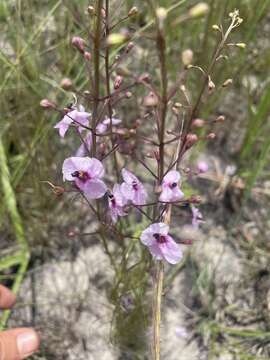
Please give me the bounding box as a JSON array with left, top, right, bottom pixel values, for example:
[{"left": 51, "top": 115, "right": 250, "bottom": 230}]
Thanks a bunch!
[
  {"left": 236, "top": 42, "right": 246, "bottom": 49},
  {"left": 60, "top": 78, "right": 73, "bottom": 90},
  {"left": 114, "top": 75, "right": 123, "bottom": 90},
  {"left": 87, "top": 6, "right": 95, "bottom": 15},
  {"left": 208, "top": 78, "right": 215, "bottom": 92},
  {"left": 186, "top": 133, "right": 198, "bottom": 147},
  {"left": 174, "top": 102, "right": 182, "bottom": 108},
  {"left": 222, "top": 78, "right": 233, "bottom": 87},
  {"left": 40, "top": 99, "right": 56, "bottom": 109},
  {"left": 107, "top": 33, "right": 127, "bottom": 46},
  {"left": 212, "top": 24, "right": 220, "bottom": 31},
  {"left": 156, "top": 7, "right": 167, "bottom": 23},
  {"left": 128, "top": 6, "right": 138, "bottom": 17},
  {"left": 71, "top": 36, "right": 86, "bottom": 53},
  {"left": 53, "top": 186, "right": 65, "bottom": 196},
  {"left": 125, "top": 42, "right": 134, "bottom": 53},
  {"left": 207, "top": 132, "right": 216, "bottom": 140},
  {"left": 192, "top": 118, "right": 205, "bottom": 128},
  {"left": 197, "top": 161, "right": 209, "bottom": 173},
  {"left": 182, "top": 49, "right": 193, "bottom": 67},
  {"left": 84, "top": 51, "right": 92, "bottom": 61},
  {"left": 215, "top": 115, "right": 225, "bottom": 122},
  {"left": 129, "top": 129, "right": 136, "bottom": 135},
  {"left": 143, "top": 92, "right": 158, "bottom": 107},
  {"left": 189, "top": 3, "right": 209, "bottom": 18},
  {"left": 84, "top": 90, "right": 91, "bottom": 96},
  {"left": 101, "top": 8, "right": 106, "bottom": 18},
  {"left": 125, "top": 91, "right": 132, "bottom": 98}
]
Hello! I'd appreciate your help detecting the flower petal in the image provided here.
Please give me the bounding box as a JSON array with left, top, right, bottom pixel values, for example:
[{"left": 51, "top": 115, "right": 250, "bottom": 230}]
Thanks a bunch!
[
  {"left": 159, "top": 187, "right": 173, "bottom": 202},
  {"left": 163, "top": 170, "right": 181, "bottom": 184},
  {"left": 88, "top": 158, "right": 105, "bottom": 178},
  {"left": 113, "top": 184, "right": 128, "bottom": 206},
  {"left": 121, "top": 168, "right": 138, "bottom": 184},
  {"left": 148, "top": 243, "right": 163, "bottom": 260},
  {"left": 83, "top": 179, "right": 107, "bottom": 199},
  {"left": 62, "top": 157, "right": 92, "bottom": 181},
  {"left": 120, "top": 182, "right": 134, "bottom": 200},
  {"left": 159, "top": 235, "right": 182, "bottom": 264},
  {"left": 133, "top": 185, "right": 147, "bottom": 205}
]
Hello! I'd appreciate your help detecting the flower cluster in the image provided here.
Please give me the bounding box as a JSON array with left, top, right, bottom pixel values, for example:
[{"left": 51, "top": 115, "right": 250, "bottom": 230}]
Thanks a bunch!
[{"left": 54, "top": 105, "right": 205, "bottom": 264}]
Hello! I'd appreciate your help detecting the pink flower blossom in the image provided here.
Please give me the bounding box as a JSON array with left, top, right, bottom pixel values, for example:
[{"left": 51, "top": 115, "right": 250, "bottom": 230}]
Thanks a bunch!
[
  {"left": 159, "top": 170, "right": 184, "bottom": 203},
  {"left": 62, "top": 156, "right": 107, "bottom": 199},
  {"left": 120, "top": 168, "right": 147, "bottom": 205},
  {"left": 96, "top": 117, "right": 121, "bottom": 134},
  {"left": 191, "top": 206, "right": 204, "bottom": 228},
  {"left": 76, "top": 132, "right": 92, "bottom": 157},
  {"left": 140, "top": 223, "right": 182, "bottom": 264},
  {"left": 55, "top": 105, "right": 90, "bottom": 138},
  {"left": 75, "top": 117, "right": 121, "bottom": 156},
  {"left": 108, "top": 184, "right": 128, "bottom": 223},
  {"left": 197, "top": 161, "right": 208, "bottom": 173}
]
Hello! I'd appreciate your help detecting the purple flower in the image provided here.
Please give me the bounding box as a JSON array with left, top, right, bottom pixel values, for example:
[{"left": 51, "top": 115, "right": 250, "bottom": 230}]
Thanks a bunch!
[
  {"left": 108, "top": 184, "right": 128, "bottom": 223},
  {"left": 62, "top": 156, "right": 107, "bottom": 199},
  {"left": 75, "top": 117, "right": 121, "bottom": 156},
  {"left": 120, "top": 168, "right": 147, "bottom": 205},
  {"left": 159, "top": 170, "right": 184, "bottom": 203},
  {"left": 76, "top": 132, "right": 93, "bottom": 157},
  {"left": 96, "top": 117, "right": 121, "bottom": 134},
  {"left": 191, "top": 206, "right": 204, "bottom": 229},
  {"left": 140, "top": 223, "right": 182, "bottom": 264},
  {"left": 55, "top": 105, "right": 90, "bottom": 138}
]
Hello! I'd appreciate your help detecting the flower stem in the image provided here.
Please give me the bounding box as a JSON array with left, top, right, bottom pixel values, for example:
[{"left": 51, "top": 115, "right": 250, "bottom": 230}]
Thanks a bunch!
[
  {"left": 153, "top": 260, "right": 164, "bottom": 360},
  {"left": 92, "top": 0, "right": 103, "bottom": 156}
]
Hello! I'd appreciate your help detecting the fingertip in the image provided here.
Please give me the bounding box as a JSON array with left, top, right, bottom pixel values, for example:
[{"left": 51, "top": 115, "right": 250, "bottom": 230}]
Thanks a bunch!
[{"left": 0, "top": 284, "right": 16, "bottom": 309}]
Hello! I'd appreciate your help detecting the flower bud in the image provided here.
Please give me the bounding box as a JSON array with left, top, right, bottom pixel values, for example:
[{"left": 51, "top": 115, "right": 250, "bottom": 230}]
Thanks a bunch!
[
  {"left": 197, "top": 161, "right": 208, "bottom": 173},
  {"left": 101, "top": 8, "right": 106, "bottom": 18},
  {"left": 53, "top": 186, "right": 65, "bottom": 196},
  {"left": 128, "top": 6, "right": 138, "bottom": 17},
  {"left": 186, "top": 133, "right": 198, "bottom": 147},
  {"left": 114, "top": 75, "right": 123, "bottom": 90},
  {"left": 212, "top": 24, "right": 220, "bottom": 31},
  {"left": 156, "top": 7, "right": 167, "bottom": 21},
  {"left": 188, "top": 3, "right": 209, "bottom": 18},
  {"left": 125, "top": 42, "right": 134, "bottom": 53},
  {"left": 236, "top": 42, "right": 246, "bottom": 49},
  {"left": 125, "top": 91, "right": 132, "bottom": 98},
  {"left": 87, "top": 6, "right": 95, "bottom": 15},
  {"left": 192, "top": 118, "right": 205, "bottom": 128},
  {"left": 143, "top": 92, "right": 158, "bottom": 107},
  {"left": 208, "top": 78, "right": 215, "bottom": 92},
  {"left": 71, "top": 36, "right": 86, "bottom": 53},
  {"left": 40, "top": 99, "right": 56, "bottom": 109},
  {"left": 222, "top": 78, "right": 233, "bottom": 87},
  {"left": 182, "top": 49, "right": 193, "bottom": 67},
  {"left": 215, "top": 115, "right": 225, "bottom": 122},
  {"left": 107, "top": 33, "right": 127, "bottom": 46},
  {"left": 60, "top": 78, "right": 73, "bottom": 90},
  {"left": 84, "top": 51, "right": 92, "bottom": 61},
  {"left": 207, "top": 132, "right": 216, "bottom": 140}
]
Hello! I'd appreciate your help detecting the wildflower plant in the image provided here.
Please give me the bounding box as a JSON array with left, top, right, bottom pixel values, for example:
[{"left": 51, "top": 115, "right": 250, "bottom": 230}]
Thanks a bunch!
[{"left": 41, "top": 3, "right": 244, "bottom": 358}]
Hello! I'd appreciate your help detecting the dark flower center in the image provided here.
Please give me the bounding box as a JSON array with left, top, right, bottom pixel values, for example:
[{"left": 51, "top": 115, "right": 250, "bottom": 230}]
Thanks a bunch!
[
  {"left": 71, "top": 170, "right": 90, "bottom": 182},
  {"left": 153, "top": 233, "right": 167, "bottom": 244},
  {"left": 132, "top": 180, "right": 138, "bottom": 191},
  {"left": 170, "top": 182, "right": 177, "bottom": 189}
]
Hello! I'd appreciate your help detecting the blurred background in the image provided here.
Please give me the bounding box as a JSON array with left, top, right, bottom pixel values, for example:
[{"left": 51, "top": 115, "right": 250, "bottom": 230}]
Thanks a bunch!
[{"left": 1, "top": 0, "right": 270, "bottom": 359}]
